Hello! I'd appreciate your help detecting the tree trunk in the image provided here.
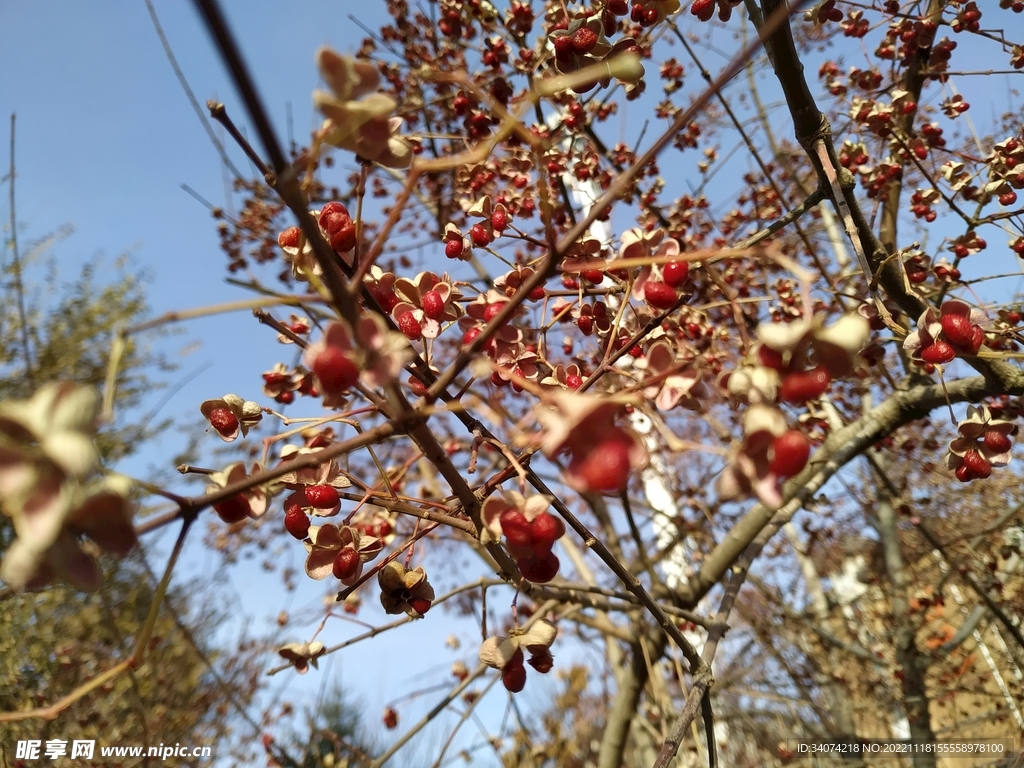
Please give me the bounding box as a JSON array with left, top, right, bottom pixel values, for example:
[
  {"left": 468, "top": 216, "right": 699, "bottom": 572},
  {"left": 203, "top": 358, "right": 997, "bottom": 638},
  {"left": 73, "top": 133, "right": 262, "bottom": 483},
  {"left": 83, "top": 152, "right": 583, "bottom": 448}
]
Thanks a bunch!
[{"left": 872, "top": 452, "right": 937, "bottom": 768}]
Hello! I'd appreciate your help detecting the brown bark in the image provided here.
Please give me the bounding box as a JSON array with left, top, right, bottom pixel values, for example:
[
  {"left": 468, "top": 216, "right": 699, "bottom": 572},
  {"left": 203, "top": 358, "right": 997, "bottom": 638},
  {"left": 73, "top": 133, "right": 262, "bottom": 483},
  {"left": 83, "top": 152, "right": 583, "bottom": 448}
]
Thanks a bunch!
[{"left": 871, "top": 452, "right": 937, "bottom": 768}]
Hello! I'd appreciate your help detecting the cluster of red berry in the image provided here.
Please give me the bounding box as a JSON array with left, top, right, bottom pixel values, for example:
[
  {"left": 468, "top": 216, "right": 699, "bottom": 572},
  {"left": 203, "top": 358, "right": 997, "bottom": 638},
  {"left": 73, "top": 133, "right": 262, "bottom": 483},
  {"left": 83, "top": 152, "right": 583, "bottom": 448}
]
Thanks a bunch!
[
  {"left": 955, "top": 436, "right": 1009, "bottom": 483},
  {"left": 498, "top": 508, "right": 566, "bottom": 583},
  {"left": 500, "top": 642, "right": 554, "bottom": 692},
  {"left": 281, "top": 486, "right": 340, "bottom": 541},
  {"left": 643, "top": 260, "right": 690, "bottom": 309},
  {"left": 207, "top": 409, "right": 251, "bottom": 523},
  {"left": 318, "top": 202, "right": 356, "bottom": 253},
  {"left": 921, "top": 308, "right": 986, "bottom": 364},
  {"left": 951, "top": 2, "right": 982, "bottom": 33}
]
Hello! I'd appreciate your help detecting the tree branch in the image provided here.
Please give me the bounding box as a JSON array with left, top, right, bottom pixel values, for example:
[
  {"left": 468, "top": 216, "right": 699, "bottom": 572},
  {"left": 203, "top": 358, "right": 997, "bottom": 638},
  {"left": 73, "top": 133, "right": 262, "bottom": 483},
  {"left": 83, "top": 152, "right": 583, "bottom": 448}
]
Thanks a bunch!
[{"left": 682, "top": 372, "right": 1024, "bottom": 606}]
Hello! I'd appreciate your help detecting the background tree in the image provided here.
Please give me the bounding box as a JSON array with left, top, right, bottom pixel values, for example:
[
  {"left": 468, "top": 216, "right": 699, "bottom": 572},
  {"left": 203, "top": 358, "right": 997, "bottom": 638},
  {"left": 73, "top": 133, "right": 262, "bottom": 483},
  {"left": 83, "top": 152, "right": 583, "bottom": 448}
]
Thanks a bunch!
[{"left": 0, "top": 215, "right": 259, "bottom": 762}]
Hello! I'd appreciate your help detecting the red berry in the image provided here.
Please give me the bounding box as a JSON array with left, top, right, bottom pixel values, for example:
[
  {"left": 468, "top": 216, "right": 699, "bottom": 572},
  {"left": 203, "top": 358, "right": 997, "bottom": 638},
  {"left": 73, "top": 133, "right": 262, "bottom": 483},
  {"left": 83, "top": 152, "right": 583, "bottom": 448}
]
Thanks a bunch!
[
  {"left": 691, "top": 0, "right": 715, "bottom": 21},
  {"left": 445, "top": 238, "right": 464, "bottom": 259},
  {"left": 422, "top": 290, "right": 445, "bottom": 321},
  {"left": 527, "top": 648, "right": 554, "bottom": 673},
  {"left": 518, "top": 551, "right": 560, "bottom": 583},
  {"left": 520, "top": 286, "right": 544, "bottom": 305},
  {"left": 983, "top": 430, "right": 1012, "bottom": 454},
  {"left": 319, "top": 200, "right": 347, "bottom": 218},
  {"left": 565, "top": 373, "right": 584, "bottom": 390},
  {"left": 463, "top": 327, "right": 482, "bottom": 345},
  {"left": 1000, "top": 191, "right": 1018, "bottom": 206},
  {"left": 570, "top": 431, "right": 633, "bottom": 493},
  {"left": 663, "top": 260, "right": 689, "bottom": 288},
  {"left": 504, "top": 541, "right": 535, "bottom": 561},
  {"left": 305, "top": 484, "right": 340, "bottom": 510},
  {"left": 214, "top": 494, "right": 251, "bottom": 524},
  {"left": 318, "top": 202, "right": 356, "bottom": 252},
  {"left": 571, "top": 26, "right": 598, "bottom": 54},
  {"left": 491, "top": 208, "right": 508, "bottom": 232},
  {"left": 332, "top": 547, "right": 360, "bottom": 580},
  {"left": 962, "top": 449, "right": 992, "bottom": 479},
  {"left": 368, "top": 520, "right": 393, "bottom": 538},
  {"left": 920, "top": 340, "right": 956, "bottom": 364},
  {"left": 372, "top": 286, "right": 399, "bottom": 313},
  {"left": 383, "top": 708, "right": 399, "bottom": 729},
  {"left": 583, "top": 269, "right": 604, "bottom": 283},
  {"left": 470, "top": 222, "right": 491, "bottom": 248},
  {"left": 757, "top": 344, "right": 786, "bottom": 371},
  {"left": 530, "top": 512, "right": 566, "bottom": 550},
  {"left": 502, "top": 649, "right": 527, "bottom": 692},
  {"left": 780, "top": 366, "right": 831, "bottom": 403},
  {"left": 484, "top": 302, "right": 507, "bottom": 323},
  {"left": 553, "top": 34, "right": 574, "bottom": 61},
  {"left": 277, "top": 226, "right": 301, "bottom": 250},
  {"left": 312, "top": 347, "right": 359, "bottom": 392},
  {"left": 577, "top": 315, "right": 594, "bottom": 335},
  {"left": 276, "top": 390, "right": 294, "bottom": 405},
  {"left": 940, "top": 313, "right": 973, "bottom": 347},
  {"left": 955, "top": 463, "right": 973, "bottom": 483},
  {"left": 770, "top": 430, "right": 811, "bottom": 478},
  {"left": 965, "top": 326, "right": 985, "bottom": 355},
  {"left": 397, "top": 311, "right": 423, "bottom": 340},
  {"left": 284, "top": 504, "right": 311, "bottom": 539},
  {"left": 209, "top": 407, "right": 239, "bottom": 437},
  {"left": 500, "top": 509, "right": 533, "bottom": 548},
  {"left": 644, "top": 281, "right": 678, "bottom": 309},
  {"left": 408, "top": 376, "right": 428, "bottom": 397},
  {"left": 408, "top": 597, "right": 432, "bottom": 615}
]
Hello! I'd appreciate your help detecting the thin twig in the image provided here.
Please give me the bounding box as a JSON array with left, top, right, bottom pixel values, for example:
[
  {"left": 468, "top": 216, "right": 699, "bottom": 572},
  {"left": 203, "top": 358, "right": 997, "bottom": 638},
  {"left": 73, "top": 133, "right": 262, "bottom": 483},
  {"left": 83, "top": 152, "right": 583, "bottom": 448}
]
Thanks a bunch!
[
  {"left": 144, "top": 0, "right": 243, "bottom": 179},
  {"left": 207, "top": 100, "right": 272, "bottom": 179},
  {"left": 253, "top": 308, "right": 308, "bottom": 347},
  {"left": 737, "top": 188, "right": 825, "bottom": 249},
  {"left": 8, "top": 113, "right": 33, "bottom": 384}
]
